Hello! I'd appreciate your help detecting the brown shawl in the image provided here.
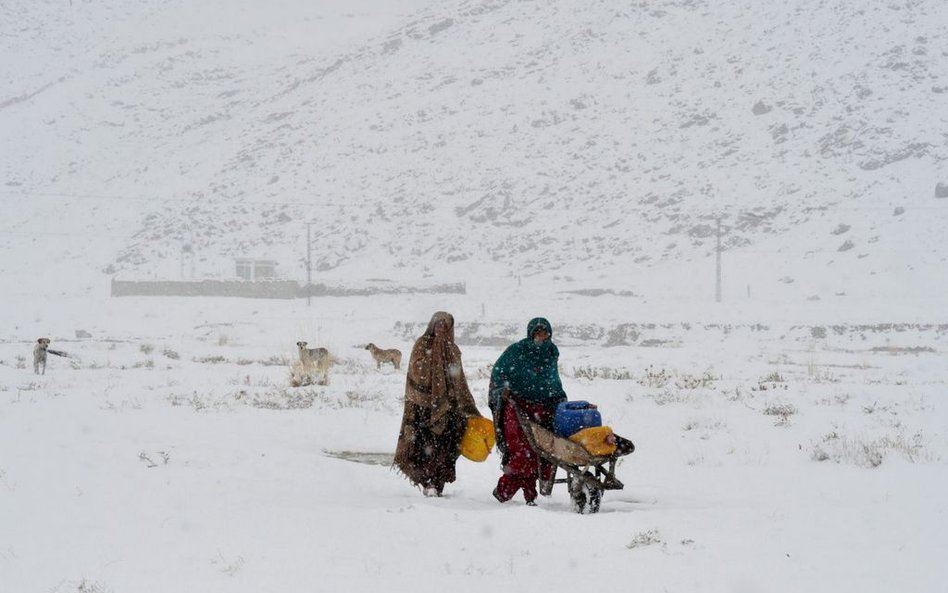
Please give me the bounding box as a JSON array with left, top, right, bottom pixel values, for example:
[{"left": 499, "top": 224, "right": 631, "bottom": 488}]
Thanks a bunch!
[
  {"left": 403, "top": 311, "right": 480, "bottom": 433},
  {"left": 394, "top": 312, "right": 483, "bottom": 488}
]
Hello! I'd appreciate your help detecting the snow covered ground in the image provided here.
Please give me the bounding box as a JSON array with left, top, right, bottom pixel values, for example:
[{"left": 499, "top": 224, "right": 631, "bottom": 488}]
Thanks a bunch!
[{"left": 1, "top": 287, "right": 945, "bottom": 593}]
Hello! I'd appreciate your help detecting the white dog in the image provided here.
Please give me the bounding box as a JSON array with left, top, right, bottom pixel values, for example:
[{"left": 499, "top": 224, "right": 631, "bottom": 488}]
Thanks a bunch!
[
  {"left": 33, "top": 338, "right": 50, "bottom": 375},
  {"left": 296, "top": 341, "right": 331, "bottom": 374}
]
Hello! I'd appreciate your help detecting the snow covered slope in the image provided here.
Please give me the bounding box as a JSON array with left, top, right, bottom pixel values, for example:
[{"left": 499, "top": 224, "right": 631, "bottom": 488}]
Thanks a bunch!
[{"left": 2, "top": 0, "right": 947, "bottom": 304}]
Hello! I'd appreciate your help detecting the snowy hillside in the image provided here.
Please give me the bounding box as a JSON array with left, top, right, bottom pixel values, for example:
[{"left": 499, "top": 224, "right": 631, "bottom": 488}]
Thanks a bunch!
[
  {"left": 3, "top": 0, "right": 947, "bottom": 304},
  {"left": 2, "top": 3, "right": 948, "bottom": 592}
]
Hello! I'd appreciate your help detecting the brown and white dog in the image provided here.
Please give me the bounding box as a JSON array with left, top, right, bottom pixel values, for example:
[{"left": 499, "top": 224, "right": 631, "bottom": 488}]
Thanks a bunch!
[
  {"left": 364, "top": 343, "right": 402, "bottom": 370},
  {"left": 33, "top": 338, "right": 51, "bottom": 375}
]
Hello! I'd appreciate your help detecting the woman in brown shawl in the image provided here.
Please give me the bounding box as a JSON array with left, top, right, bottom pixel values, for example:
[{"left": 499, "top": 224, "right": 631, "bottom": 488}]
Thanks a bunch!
[{"left": 394, "top": 311, "right": 484, "bottom": 496}]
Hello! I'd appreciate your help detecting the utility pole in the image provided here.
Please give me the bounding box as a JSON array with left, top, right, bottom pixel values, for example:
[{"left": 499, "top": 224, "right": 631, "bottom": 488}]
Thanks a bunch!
[
  {"left": 306, "top": 222, "right": 313, "bottom": 307},
  {"left": 715, "top": 217, "right": 722, "bottom": 303}
]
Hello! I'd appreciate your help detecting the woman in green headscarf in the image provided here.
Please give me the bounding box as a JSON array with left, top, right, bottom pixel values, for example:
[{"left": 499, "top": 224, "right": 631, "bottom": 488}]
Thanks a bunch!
[{"left": 489, "top": 317, "right": 567, "bottom": 505}]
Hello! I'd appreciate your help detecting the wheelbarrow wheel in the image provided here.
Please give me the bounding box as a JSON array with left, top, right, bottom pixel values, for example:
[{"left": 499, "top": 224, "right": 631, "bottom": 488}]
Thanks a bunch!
[
  {"left": 568, "top": 471, "right": 602, "bottom": 514},
  {"left": 568, "top": 474, "right": 586, "bottom": 514},
  {"left": 587, "top": 483, "right": 602, "bottom": 514}
]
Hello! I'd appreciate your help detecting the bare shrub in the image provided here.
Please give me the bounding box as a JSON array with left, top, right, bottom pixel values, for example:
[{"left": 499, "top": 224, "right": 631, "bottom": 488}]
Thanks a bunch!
[
  {"left": 193, "top": 355, "right": 227, "bottom": 364},
  {"left": 763, "top": 402, "right": 797, "bottom": 425},
  {"left": 810, "top": 430, "right": 934, "bottom": 467},
  {"left": 573, "top": 365, "right": 635, "bottom": 380},
  {"left": 722, "top": 385, "right": 749, "bottom": 402},
  {"left": 683, "top": 418, "right": 727, "bottom": 432},
  {"left": 139, "top": 343, "right": 154, "bottom": 355},
  {"left": 862, "top": 401, "right": 891, "bottom": 415},
  {"left": 638, "top": 366, "right": 671, "bottom": 388},
  {"left": 166, "top": 392, "right": 234, "bottom": 412},
  {"left": 243, "top": 384, "right": 390, "bottom": 412},
  {"left": 626, "top": 529, "right": 664, "bottom": 549},
  {"left": 341, "top": 389, "right": 388, "bottom": 410},
  {"left": 682, "top": 420, "right": 701, "bottom": 431},
  {"left": 807, "top": 358, "right": 838, "bottom": 383},
  {"left": 49, "top": 578, "right": 111, "bottom": 593},
  {"left": 675, "top": 369, "right": 716, "bottom": 389},
  {"left": 817, "top": 393, "right": 851, "bottom": 406},
  {"left": 249, "top": 386, "right": 318, "bottom": 410},
  {"left": 102, "top": 399, "right": 142, "bottom": 411},
  {"left": 258, "top": 355, "right": 289, "bottom": 367},
  {"left": 649, "top": 388, "right": 696, "bottom": 406},
  {"left": 138, "top": 451, "right": 170, "bottom": 468},
  {"left": 289, "top": 361, "right": 329, "bottom": 386},
  {"left": 231, "top": 374, "right": 272, "bottom": 387},
  {"left": 641, "top": 368, "right": 716, "bottom": 405},
  {"left": 162, "top": 348, "right": 180, "bottom": 360},
  {"left": 212, "top": 552, "right": 245, "bottom": 576},
  {"left": 755, "top": 370, "right": 789, "bottom": 391},
  {"left": 76, "top": 580, "right": 110, "bottom": 593}
]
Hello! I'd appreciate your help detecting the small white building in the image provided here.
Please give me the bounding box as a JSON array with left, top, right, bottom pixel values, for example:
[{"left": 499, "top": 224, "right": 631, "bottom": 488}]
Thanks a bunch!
[{"left": 235, "top": 259, "right": 278, "bottom": 281}]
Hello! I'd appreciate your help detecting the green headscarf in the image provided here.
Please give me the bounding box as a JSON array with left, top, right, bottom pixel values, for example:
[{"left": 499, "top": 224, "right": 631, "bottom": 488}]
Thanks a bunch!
[{"left": 489, "top": 317, "right": 566, "bottom": 408}]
